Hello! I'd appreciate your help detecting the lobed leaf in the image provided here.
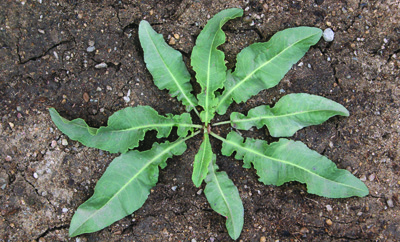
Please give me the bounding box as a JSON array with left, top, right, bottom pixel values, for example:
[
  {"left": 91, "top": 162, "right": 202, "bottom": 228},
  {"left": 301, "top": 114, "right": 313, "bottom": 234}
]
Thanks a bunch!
[
  {"left": 191, "top": 8, "right": 243, "bottom": 124},
  {"left": 139, "top": 20, "right": 198, "bottom": 113},
  {"left": 192, "top": 132, "right": 213, "bottom": 187},
  {"left": 217, "top": 131, "right": 369, "bottom": 198},
  {"left": 49, "top": 106, "right": 193, "bottom": 154},
  {"left": 217, "top": 27, "right": 323, "bottom": 114},
  {"left": 69, "top": 137, "right": 189, "bottom": 237},
  {"left": 230, "top": 93, "right": 349, "bottom": 137},
  {"left": 204, "top": 156, "right": 244, "bottom": 240}
]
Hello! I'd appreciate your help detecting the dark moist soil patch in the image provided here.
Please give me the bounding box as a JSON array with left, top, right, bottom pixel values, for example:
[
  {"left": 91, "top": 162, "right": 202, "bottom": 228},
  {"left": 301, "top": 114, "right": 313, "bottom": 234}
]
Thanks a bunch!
[{"left": 1, "top": 0, "right": 399, "bottom": 241}]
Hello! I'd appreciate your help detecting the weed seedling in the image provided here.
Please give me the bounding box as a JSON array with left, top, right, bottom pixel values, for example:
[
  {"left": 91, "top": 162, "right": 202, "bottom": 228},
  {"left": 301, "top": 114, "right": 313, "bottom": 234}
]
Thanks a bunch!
[{"left": 50, "top": 8, "right": 368, "bottom": 240}]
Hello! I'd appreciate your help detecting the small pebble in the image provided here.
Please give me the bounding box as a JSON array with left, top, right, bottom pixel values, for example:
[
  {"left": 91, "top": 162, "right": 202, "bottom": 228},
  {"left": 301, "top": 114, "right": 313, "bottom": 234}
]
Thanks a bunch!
[
  {"left": 106, "top": 85, "right": 112, "bottom": 91},
  {"left": 33, "top": 172, "right": 39, "bottom": 179},
  {"left": 88, "top": 40, "right": 95, "bottom": 46},
  {"left": 62, "top": 208, "right": 69, "bottom": 213},
  {"left": 123, "top": 90, "right": 131, "bottom": 103},
  {"left": 87, "top": 46, "right": 96, "bottom": 52},
  {"left": 95, "top": 62, "right": 107, "bottom": 69},
  {"left": 173, "top": 33, "right": 180, "bottom": 39},
  {"left": 243, "top": 16, "right": 252, "bottom": 23},
  {"left": 360, "top": 174, "right": 367, "bottom": 182},
  {"left": 51, "top": 140, "right": 57, "bottom": 148},
  {"left": 171, "top": 186, "right": 177, "bottom": 191},
  {"left": 326, "top": 204, "right": 333, "bottom": 211},
  {"left": 300, "top": 227, "right": 309, "bottom": 234},
  {"left": 197, "top": 189, "right": 203, "bottom": 195},
  {"left": 5, "top": 155, "right": 12, "bottom": 162},
  {"left": 368, "top": 173, "right": 375, "bottom": 181},
  {"left": 323, "top": 28, "right": 335, "bottom": 42},
  {"left": 326, "top": 219, "right": 333, "bottom": 226},
  {"left": 260, "top": 236, "right": 266, "bottom": 242},
  {"left": 387, "top": 198, "right": 394, "bottom": 208},
  {"left": 16, "top": 106, "right": 22, "bottom": 111},
  {"left": 62, "top": 139, "right": 68, "bottom": 146},
  {"left": 83, "top": 92, "right": 90, "bottom": 102},
  {"left": 96, "top": 87, "right": 102, "bottom": 92},
  {"left": 169, "top": 37, "right": 176, "bottom": 45}
]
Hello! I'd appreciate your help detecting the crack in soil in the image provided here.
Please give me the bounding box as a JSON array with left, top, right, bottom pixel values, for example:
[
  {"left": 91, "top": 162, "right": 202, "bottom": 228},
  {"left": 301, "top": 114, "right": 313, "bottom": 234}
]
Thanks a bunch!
[
  {"left": 21, "top": 170, "right": 57, "bottom": 213},
  {"left": 35, "top": 224, "right": 69, "bottom": 240},
  {"left": 18, "top": 38, "right": 76, "bottom": 65}
]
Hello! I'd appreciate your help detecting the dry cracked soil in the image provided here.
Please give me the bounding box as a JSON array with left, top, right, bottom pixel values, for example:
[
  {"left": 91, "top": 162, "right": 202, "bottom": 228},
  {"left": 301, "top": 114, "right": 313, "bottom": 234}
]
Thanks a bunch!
[{"left": 1, "top": 0, "right": 400, "bottom": 241}]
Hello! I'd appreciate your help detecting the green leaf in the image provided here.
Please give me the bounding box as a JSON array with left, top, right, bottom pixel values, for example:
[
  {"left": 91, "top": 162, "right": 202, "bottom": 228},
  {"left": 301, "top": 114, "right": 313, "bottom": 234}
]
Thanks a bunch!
[
  {"left": 69, "top": 137, "right": 189, "bottom": 237},
  {"left": 192, "top": 132, "right": 213, "bottom": 187},
  {"left": 217, "top": 27, "right": 323, "bottom": 114},
  {"left": 191, "top": 8, "right": 243, "bottom": 124},
  {"left": 204, "top": 156, "right": 244, "bottom": 240},
  {"left": 216, "top": 131, "right": 369, "bottom": 198},
  {"left": 230, "top": 93, "right": 349, "bottom": 137},
  {"left": 139, "top": 20, "right": 198, "bottom": 113},
  {"left": 49, "top": 106, "right": 193, "bottom": 154}
]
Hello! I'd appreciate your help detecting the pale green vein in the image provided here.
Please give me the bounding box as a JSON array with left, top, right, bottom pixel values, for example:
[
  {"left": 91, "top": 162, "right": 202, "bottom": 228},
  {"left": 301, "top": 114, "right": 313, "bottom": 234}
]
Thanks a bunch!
[
  {"left": 209, "top": 132, "right": 365, "bottom": 192},
  {"left": 213, "top": 110, "right": 334, "bottom": 126},
  {"left": 73, "top": 130, "right": 200, "bottom": 231},
  {"left": 208, "top": 161, "right": 237, "bottom": 235},
  {"left": 144, "top": 27, "right": 200, "bottom": 117},
  {"left": 216, "top": 32, "right": 320, "bottom": 109}
]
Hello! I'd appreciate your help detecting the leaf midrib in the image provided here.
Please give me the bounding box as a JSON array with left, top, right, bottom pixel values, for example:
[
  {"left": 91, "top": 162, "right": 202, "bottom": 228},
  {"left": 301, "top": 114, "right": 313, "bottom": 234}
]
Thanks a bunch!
[
  {"left": 71, "top": 136, "right": 188, "bottom": 235},
  {"left": 210, "top": 132, "right": 364, "bottom": 191},
  {"left": 217, "top": 32, "right": 320, "bottom": 109},
  {"left": 194, "top": 133, "right": 210, "bottom": 184},
  {"left": 66, "top": 120, "right": 198, "bottom": 135},
  {"left": 232, "top": 109, "right": 343, "bottom": 123},
  {"left": 144, "top": 25, "right": 197, "bottom": 111},
  {"left": 208, "top": 163, "right": 237, "bottom": 236},
  {"left": 203, "top": 27, "right": 219, "bottom": 125}
]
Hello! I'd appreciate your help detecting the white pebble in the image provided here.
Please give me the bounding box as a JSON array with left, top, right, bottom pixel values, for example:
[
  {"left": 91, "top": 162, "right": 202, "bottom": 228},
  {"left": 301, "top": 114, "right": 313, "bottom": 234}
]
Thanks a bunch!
[
  {"left": 62, "top": 139, "right": 68, "bottom": 146},
  {"left": 326, "top": 205, "right": 333, "bottom": 211},
  {"left": 368, "top": 173, "right": 375, "bottom": 181},
  {"left": 171, "top": 186, "right": 177, "bottom": 191},
  {"left": 62, "top": 208, "right": 69, "bottom": 213},
  {"left": 123, "top": 89, "right": 131, "bottom": 103},
  {"left": 87, "top": 46, "right": 96, "bottom": 52},
  {"left": 323, "top": 28, "right": 335, "bottom": 42},
  {"left": 33, "top": 173, "right": 39, "bottom": 179},
  {"left": 387, "top": 198, "right": 394, "bottom": 208},
  {"left": 95, "top": 62, "right": 107, "bottom": 69},
  {"left": 298, "top": 62, "right": 304, "bottom": 67}
]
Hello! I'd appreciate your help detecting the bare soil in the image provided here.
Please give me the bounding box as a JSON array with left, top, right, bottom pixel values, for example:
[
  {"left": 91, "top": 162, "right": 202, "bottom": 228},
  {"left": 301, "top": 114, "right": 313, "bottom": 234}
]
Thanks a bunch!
[{"left": 1, "top": 0, "right": 399, "bottom": 241}]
